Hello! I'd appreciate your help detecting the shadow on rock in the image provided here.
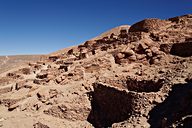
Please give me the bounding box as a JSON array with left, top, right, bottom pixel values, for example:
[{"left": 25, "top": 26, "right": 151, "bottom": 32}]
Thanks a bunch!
[
  {"left": 148, "top": 83, "right": 192, "bottom": 128},
  {"left": 87, "top": 83, "right": 134, "bottom": 128}
]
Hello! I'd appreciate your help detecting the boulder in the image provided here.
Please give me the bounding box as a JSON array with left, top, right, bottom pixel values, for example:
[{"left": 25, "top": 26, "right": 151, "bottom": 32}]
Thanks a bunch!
[
  {"left": 79, "top": 53, "right": 88, "bottom": 59},
  {"left": 84, "top": 40, "right": 95, "bottom": 48},
  {"left": 123, "top": 49, "right": 135, "bottom": 57},
  {"left": 129, "top": 55, "right": 137, "bottom": 61},
  {"left": 47, "top": 65, "right": 51, "bottom": 68},
  {"left": 170, "top": 42, "right": 192, "bottom": 57},
  {"left": 151, "top": 47, "right": 160, "bottom": 55},
  {"left": 114, "top": 54, "right": 122, "bottom": 64},
  {"left": 145, "top": 49, "right": 153, "bottom": 57},
  {"left": 8, "top": 103, "right": 19, "bottom": 111},
  {"left": 19, "top": 68, "right": 31, "bottom": 75},
  {"left": 160, "top": 43, "right": 172, "bottom": 54},
  {"left": 56, "top": 77, "right": 62, "bottom": 84},
  {"left": 33, "top": 122, "right": 50, "bottom": 128},
  {"left": 36, "top": 72, "right": 48, "bottom": 79},
  {"left": 185, "top": 74, "right": 192, "bottom": 83},
  {"left": 48, "top": 56, "right": 59, "bottom": 62},
  {"left": 67, "top": 49, "right": 74, "bottom": 55},
  {"left": 136, "top": 54, "right": 146, "bottom": 60},
  {"left": 118, "top": 29, "right": 128, "bottom": 39},
  {"left": 59, "top": 65, "right": 68, "bottom": 72},
  {"left": 56, "top": 59, "right": 64, "bottom": 64},
  {"left": 15, "top": 81, "right": 32, "bottom": 90},
  {"left": 116, "top": 53, "right": 125, "bottom": 59}
]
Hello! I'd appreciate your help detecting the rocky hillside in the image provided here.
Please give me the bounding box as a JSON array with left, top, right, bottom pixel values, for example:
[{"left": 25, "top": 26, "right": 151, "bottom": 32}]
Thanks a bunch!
[
  {"left": 91, "top": 25, "right": 130, "bottom": 40},
  {"left": 0, "top": 14, "right": 192, "bottom": 128},
  {"left": 0, "top": 55, "right": 43, "bottom": 74}
]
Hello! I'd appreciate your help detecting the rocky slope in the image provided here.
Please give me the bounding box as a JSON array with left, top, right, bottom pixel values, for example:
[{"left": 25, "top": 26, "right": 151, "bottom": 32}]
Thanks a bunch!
[
  {"left": 0, "top": 55, "right": 43, "bottom": 74},
  {"left": 0, "top": 14, "right": 192, "bottom": 128}
]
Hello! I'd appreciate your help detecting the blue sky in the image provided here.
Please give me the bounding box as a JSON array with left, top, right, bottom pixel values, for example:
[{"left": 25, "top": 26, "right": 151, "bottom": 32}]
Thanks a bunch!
[{"left": 0, "top": 0, "right": 191, "bottom": 55}]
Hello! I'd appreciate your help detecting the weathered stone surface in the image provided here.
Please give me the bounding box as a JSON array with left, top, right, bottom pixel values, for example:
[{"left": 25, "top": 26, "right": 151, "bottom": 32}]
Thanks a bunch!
[
  {"left": 118, "top": 29, "right": 128, "bottom": 39},
  {"left": 0, "top": 99, "right": 21, "bottom": 107},
  {"left": 15, "top": 81, "right": 32, "bottom": 90},
  {"left": 170, "top": 42, "right": 192, "bottom": 57},
  {"left": 48, "top": 56, "right": 59, "bottom": 62},
  {"left": 6, "top": 72, "right": 21, "bottom": 79},
  {"left": 36, "top": 73, "right": 48, "bottom": 79},
  {"left": 19, "top": 68, "right": 31, "bottom": 75},
  {"left": 129, "top": 18, "right": 168, "bottom": 32},
  {"left": 33, "top": 122, "right": 50, "bottom": 128},
  {"left": 58, "top": 65, "right": 68, "bottom": 71},
  {"left": 33, "top": 79, "right": 49, "bottom": 85},
  {"left": 0, "top": 87, "right": 13, "bottom": 95}
]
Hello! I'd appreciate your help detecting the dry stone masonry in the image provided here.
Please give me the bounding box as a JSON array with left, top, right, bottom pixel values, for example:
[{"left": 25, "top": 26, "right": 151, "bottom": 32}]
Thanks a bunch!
[{"left": 0, "top": 14, "right": 192, "bottom": 128}]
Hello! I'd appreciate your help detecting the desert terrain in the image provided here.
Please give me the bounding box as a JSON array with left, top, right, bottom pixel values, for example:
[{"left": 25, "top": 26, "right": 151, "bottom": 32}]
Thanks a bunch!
[
  {"left": 0, "top": 14, "right": 192, "bottom": 128},
  {"left": 0, "top": 55, "right": 42, "bottom": 74}
]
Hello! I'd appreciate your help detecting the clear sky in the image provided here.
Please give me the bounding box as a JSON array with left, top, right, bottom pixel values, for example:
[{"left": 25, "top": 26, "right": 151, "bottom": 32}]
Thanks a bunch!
[{"left": 0, "top": 0, "right": 191, "bottom": 55}]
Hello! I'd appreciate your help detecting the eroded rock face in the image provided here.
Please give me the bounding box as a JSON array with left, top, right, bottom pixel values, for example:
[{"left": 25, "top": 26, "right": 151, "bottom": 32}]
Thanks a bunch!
[
  {"left": 160, "top": 41, "right": 192, "bottom": 57},
  {"left": 170, "top": 42, "right": 192, "bottom": 57}
]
